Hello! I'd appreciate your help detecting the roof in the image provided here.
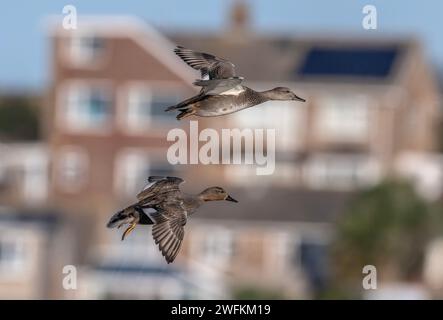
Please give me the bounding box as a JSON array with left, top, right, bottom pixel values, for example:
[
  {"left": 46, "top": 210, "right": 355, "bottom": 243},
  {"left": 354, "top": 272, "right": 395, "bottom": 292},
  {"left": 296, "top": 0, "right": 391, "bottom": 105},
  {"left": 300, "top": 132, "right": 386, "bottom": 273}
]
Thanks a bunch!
[
  {"left": 193, "top": 188, "right": 352, "bottom": 224},
  {"left": 46, "top": 16, "right": 413, "bottom": 85},
  {"left": 0, "top": 207, "right": 60, "bottom": 228},
  {"left": 167, "top": 32, "right": 411, "bottom": 83},
  {"left": 47, "top": 15, "right": 196, "bottom": 86}
]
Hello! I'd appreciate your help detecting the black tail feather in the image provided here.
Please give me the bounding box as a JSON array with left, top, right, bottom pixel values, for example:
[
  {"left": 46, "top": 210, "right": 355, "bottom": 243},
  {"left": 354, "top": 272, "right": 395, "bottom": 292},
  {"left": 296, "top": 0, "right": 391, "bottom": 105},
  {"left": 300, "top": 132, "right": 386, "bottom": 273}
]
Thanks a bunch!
[
  {"left": 176, "top": 109, "right": 195, "bottom": 120},
  {"left": 164, "top": 91, "right": 204, "bottom": 112}
]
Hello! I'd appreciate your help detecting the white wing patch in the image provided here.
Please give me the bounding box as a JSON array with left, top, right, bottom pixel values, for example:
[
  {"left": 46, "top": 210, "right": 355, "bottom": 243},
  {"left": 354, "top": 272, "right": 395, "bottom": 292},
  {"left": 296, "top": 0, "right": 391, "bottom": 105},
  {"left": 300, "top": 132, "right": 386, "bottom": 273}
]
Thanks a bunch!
[
  {"left": 219, "top": 85, "right": 245, "bottom": 96},
  {"left": 141, "top": 181, "right": 157, "bottom": 191},
  {"left": 142, "top": 207, "right": 158, "bottom": 220}
]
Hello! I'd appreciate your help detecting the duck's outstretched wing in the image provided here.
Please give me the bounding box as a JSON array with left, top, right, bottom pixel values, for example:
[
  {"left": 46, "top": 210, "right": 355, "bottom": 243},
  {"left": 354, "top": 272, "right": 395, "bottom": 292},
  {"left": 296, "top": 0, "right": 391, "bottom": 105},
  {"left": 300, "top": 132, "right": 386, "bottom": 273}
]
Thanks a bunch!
[
  {"left": 151, "top": 206, "right": 187, "bottom": 264},
  {"left": 174, "top": 46, "right": 244, "bottom": 95},
  {"left": 136, "top": 176, "right": 184, "bottom": 202},
  {"left": 174, "top": 46, "right": 237, "bottom": 80}
]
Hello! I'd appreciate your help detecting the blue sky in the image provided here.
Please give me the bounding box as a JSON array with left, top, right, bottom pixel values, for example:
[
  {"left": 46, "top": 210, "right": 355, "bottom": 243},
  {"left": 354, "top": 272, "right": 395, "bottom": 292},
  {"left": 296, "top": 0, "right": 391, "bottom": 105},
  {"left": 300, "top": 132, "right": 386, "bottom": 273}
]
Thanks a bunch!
[{"left": 1, "top": 0, "right": 442, "bottom": 90}]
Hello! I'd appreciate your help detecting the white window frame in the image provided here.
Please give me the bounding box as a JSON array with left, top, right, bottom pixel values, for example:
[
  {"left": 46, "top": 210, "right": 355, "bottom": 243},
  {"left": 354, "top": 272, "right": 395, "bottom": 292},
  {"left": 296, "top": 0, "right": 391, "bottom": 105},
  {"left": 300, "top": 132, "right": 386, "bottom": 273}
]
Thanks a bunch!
[
  {"left": 200, "top": 228, "right": 234, "bottom": 267},
  {"left": 234, "top": 100, "right": 306, "bottom": 151},
  {"left": 316, "top": 95, "right": 369, "bottom": 142},
  {"left": 117, "top": 83, "right": 181, "bottom": 135},
  {"left": 0, "top": 231, "right": 27, "bottom": 278},
  {"left": 63, "top": 33, "right": 107, "bottom": 68},
  {"left": 57, "top": 80, "right": 113, "bottom": 134},
  {"left": 114, "top": 148, "right": 177, "bottom": 198},
  {"left": 114, "top": 149, "right": 150, "bottom": 197},
  {"left": 55, "top": 146, "right": 89, "bottom": 193},
  {"left": 304, "top": 153, "right": 381, "bottom": 190},
  {"left": 22, "top": 149, "right": 48, "bottom": 203}
]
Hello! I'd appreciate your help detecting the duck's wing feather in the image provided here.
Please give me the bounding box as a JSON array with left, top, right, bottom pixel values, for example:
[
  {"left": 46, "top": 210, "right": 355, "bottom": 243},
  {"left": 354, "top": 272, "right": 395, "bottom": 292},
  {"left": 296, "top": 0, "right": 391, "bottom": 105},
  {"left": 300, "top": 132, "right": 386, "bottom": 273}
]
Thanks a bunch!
[
  {"left": 151, "top": 206, "right": 187, "bottom": 264},
  {"left": 174, "top": 46, "right": 237, "bottom": 79},
  {"left": 193, "top": 78, "right": 244, "bottom": 95},
  {"left": 136, "top": 176, "right": 184, "bottom": 201}
]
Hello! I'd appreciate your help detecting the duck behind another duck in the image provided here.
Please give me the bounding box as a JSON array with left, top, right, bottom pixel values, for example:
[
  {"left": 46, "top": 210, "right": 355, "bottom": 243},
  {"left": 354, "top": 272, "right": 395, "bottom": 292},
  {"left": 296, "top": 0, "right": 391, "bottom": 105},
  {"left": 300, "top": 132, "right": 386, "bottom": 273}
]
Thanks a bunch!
[{"left": 106, "top": 176, "right": 238, "bottom": 264}]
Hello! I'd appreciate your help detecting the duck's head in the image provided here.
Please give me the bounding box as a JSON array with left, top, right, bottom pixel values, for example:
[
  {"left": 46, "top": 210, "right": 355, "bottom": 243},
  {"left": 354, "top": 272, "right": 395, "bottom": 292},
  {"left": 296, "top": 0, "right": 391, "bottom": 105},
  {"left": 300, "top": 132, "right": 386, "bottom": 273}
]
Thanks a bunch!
[
  {"left": 199, "top": 187, "right": 238, "bottom": 203},
  {"left": 265, "top": 87, "right": 306, "bottom": 102},
  {"left": 106, "top": 207, "right": 139, "bottom": 229}
]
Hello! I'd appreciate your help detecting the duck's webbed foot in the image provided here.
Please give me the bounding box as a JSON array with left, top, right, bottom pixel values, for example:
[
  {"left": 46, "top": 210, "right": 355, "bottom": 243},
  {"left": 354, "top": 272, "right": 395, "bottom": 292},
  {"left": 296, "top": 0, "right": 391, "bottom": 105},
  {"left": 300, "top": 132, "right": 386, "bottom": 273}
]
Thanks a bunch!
[
  {"left": 121, "top": 213, "right": 140, "bottom": 241},
  {"left": 121, "top": 222, "right": 137, "bottom": 241}
]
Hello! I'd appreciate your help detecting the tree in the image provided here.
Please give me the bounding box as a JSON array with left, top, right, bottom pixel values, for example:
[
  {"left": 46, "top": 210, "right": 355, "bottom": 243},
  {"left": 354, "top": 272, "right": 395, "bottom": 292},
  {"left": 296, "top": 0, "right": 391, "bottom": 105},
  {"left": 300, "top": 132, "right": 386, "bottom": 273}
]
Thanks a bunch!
[
  {"left": 0, "top": 96, "right": 40, "bottom": 141},
  {"left": 331, "top": 179, "right": 442, "bottom": 295}
]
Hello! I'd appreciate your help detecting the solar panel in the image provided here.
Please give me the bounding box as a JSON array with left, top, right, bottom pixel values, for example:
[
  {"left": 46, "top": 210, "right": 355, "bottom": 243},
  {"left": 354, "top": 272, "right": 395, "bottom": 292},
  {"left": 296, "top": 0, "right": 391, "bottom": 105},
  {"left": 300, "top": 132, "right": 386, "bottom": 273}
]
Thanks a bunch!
[{"left": 298, "top": 47, "right": 399, "bottom": 78}]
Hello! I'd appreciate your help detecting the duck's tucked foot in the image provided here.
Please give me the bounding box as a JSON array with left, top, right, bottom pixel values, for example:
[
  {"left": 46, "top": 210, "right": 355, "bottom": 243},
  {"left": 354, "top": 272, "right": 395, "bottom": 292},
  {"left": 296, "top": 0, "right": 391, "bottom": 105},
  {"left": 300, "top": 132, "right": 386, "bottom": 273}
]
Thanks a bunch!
[
  {"left": 177, "top": 109, "right": 196, "bottom": 120},
  {"left": 121, "top": 222, "right": 137, "bottom": 241}
]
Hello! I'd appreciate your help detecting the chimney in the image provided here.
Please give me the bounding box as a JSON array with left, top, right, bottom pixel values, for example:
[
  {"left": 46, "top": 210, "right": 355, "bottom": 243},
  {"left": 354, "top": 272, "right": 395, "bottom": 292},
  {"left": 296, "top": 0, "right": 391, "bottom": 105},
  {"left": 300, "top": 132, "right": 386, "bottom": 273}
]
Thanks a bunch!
[{"left": 225, "top": 1, "right": 252, "bottom": 42}]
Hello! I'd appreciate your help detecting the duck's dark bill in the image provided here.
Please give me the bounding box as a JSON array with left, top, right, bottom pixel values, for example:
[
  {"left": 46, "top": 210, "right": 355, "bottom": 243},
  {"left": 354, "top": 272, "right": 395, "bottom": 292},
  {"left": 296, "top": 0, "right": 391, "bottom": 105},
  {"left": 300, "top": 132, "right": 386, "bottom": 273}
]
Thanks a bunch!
[
  {"left": 226, "top": 195, "right": 238, "bottom": 202},
  {"left": 294, "top": 95, "right": 306, "bottom": 102}
]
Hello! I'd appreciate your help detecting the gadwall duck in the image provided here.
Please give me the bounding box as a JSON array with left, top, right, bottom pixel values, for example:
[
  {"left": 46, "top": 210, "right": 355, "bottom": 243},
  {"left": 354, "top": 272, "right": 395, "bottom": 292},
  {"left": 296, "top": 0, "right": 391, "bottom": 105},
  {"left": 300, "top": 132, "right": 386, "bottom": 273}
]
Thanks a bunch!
[
  {"left": 106, "top": 176, "right": 238, "bottom": 263},
  {"left": 166, "top": 46, "right": 306, "bottom": 120}
]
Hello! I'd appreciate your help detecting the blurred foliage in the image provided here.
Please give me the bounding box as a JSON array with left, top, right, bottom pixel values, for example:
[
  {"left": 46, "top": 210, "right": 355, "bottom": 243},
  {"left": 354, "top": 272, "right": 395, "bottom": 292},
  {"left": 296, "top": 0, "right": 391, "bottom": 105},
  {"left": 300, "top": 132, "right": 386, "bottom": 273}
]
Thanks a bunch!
[
  {"left": 232, "top": 286, "right": 288, "bottom": 300},
  {"left": 0, "top": 96, "right": 40, "bottom": 141},
  {"left": 330, "top": 179, "right": 443, "bottom": 295}
]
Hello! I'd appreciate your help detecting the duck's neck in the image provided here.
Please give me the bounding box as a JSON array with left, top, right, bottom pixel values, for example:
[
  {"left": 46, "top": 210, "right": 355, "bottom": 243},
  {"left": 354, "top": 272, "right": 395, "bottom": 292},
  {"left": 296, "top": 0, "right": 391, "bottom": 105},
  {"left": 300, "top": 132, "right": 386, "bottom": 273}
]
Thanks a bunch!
[
  {"left": 197, "top": 192, "right": 211, "bottom": 202},
  {"left": 259, "top": 89, "right": 277, "bottom": 101}
]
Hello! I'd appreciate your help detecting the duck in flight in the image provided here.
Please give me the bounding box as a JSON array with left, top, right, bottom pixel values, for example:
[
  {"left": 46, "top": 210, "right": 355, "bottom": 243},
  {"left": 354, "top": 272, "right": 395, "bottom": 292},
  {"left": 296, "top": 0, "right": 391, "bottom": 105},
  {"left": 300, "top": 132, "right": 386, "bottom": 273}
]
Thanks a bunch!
[
  {"left": 166, "top": 46, "right": 306, "bottom": 120},
  {"left": 106, "top": 176, "right": 238, "bottom": 264}
]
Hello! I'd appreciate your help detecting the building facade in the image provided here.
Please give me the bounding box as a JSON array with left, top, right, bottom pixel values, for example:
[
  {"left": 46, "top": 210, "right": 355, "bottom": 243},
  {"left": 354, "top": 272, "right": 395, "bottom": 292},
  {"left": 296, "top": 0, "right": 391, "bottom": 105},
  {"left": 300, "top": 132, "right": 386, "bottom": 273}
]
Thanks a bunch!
[{"left": 36, "top": 14, "right": 443, "bottom": 298}]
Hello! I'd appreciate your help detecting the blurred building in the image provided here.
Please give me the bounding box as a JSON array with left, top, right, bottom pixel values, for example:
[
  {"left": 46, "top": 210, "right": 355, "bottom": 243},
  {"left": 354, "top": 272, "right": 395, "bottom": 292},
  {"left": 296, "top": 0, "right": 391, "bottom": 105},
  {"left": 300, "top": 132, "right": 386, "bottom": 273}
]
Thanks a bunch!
[
  {"left": 41, "top": 7, "right": 442, "bottom": 298},
  {"left": 0, "top": 207, "right": 71, "bottom": 299},
  {"left": 0, "top": 143, "right": 48, "bottom": 207},
  {"left": 170, "top": 31, "right": 439, "bottom": 192},
  {"left": 0, "top": 2, "right": 442, "bottom": 299}
]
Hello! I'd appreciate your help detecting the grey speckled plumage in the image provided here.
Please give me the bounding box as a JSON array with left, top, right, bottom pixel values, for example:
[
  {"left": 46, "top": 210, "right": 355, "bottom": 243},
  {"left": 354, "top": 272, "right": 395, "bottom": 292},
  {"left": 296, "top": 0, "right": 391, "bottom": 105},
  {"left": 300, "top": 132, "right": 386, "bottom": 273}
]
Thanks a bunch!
[
  {"left": 185, "top": 86, "right": 269, "bottom": 117},
  {"left": 106, "top": 176, "right": 238, "bottom": 264}
]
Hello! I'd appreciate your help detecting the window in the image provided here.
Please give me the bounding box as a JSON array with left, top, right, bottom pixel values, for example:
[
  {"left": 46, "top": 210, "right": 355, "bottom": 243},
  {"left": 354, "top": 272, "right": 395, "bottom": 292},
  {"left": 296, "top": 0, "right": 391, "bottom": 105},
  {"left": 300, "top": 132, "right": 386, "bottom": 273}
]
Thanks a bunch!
[
  {"left": 123, "top": 86, "right": 181, "bottom": 133},
  {"left": 68, "top": 34, "right": 105, "bottom": 66},
  {"left": 264, "top": 232, "right": 296, "bottom": 273},
  {"left": 235, "top": 101, "right": 305, "bottom": 151},
  {"left": 226, "top": 160, "right": 299, "bottom": 187},
  {"left": 201, "top": 229, "right": 234, "bottom": 266},
  {"left": 317, "top": 95, "right": 369, "bottom": 142},
  {"left": 115, "top": 150, "right": 175, "bottom": 197},
  {"left": 119, "top": 152, "right": 151, "bottom": 196},
  {"left": 299, "top": 240, "right": 329, "bottom": 293},
  {"left": 0, "top": 235, "right": 26, "bottom": 276},
  {"left": 304, "top": 154, "right": 380, "bottom": 190},
  {"left": 298, "top": 47, "right": 398, "bottom": 79},
  {"left": 22, "top": 152, "right": 48, "bottom": 203},
  {"left": 63, "top": 84, "right": 112, "bottom": 131},
  {"left": 56, "top": 147, "right": 89, "bottom": 192},
  {"left": 150, "top": 94, "right": 182, "bottom": 119}
]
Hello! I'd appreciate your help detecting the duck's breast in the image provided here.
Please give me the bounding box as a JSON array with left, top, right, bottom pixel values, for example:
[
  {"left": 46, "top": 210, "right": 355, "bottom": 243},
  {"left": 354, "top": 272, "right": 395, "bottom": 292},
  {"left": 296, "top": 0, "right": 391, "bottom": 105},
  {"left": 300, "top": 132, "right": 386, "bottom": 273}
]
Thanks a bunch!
[{"left": 196, "top": 88, "right": 257, "bottom": 117}]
